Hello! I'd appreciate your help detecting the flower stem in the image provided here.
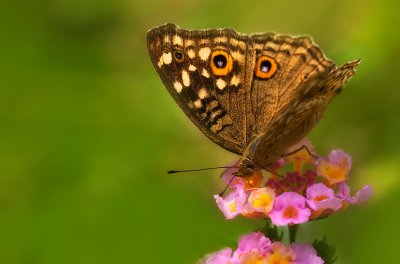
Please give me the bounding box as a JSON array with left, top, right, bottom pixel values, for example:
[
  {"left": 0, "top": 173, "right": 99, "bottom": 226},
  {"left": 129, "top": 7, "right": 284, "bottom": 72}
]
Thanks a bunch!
[
  {"left": 263, "top": 220, "right": 282, "bottom": 242},
  {"left": 288, "top": 225, "right": 299, "bottom": 243}
]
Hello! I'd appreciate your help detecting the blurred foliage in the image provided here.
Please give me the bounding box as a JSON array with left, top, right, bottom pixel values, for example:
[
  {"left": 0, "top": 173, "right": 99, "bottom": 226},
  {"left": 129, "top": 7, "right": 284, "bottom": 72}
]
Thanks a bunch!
[
  {"left": 313, "top": 237, "right": 338, "bottom": 264},
  {"left": 0, "top": 0, "right": 399, "bottom": 263}
]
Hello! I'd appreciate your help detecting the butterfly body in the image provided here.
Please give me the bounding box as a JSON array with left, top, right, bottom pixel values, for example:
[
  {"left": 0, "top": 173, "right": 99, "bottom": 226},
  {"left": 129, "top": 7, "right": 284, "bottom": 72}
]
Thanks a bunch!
[{"left": 147, "top": 23, "right": 359, "bottom": 177}]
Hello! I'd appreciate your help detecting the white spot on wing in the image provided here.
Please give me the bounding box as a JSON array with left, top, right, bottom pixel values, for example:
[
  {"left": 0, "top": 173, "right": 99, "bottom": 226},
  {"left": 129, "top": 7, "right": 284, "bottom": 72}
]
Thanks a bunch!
[
  {"left": 216, "top": 78, "right": 227, "bottom": 90},
  {"left": 198, "top": 88, "right": 208, "bottom": 99},
  {"left": 163, "top": 35, "right": 170, "bottom": 44},
  {"left": 194, "top": 99, "right": 202, "bottom": 108},
  {"left": 231, "top": 51, "right": 245, "bottom": 63},
  {"left": 214, "top": 36, "right": 228, "bottom": 43},
  {"left": 173, "top": 35, "right": 183, "bottom": 46},
  {"left": 211, "top": 111, "right": 220, "bottom": 119},
  {"left": 187, "top": 49, "right": 195, "bottom": 59},
  {"left": 182, "top": 70, "right": 190, "bottom": 87},
  {"left": 199, "top": 39, "right": 210, "bottom": 45},
  {"left": 157, "top": 56, "right": 163, "bottom": 68},
  {"left": 230, "top": 38, "right": 246, "bottom": 49},
  {"left": 230, "top": 75, "right": 240, "bottom": 86},
  {"left": 184, "top": 39, "right": 195, "bottom": 47},
  {"left": 202, "top": 69, "right": 210, "bottom": 78},
  {"left": 188, "top": 65, "right": 197, "bottom": 71},
  {"left": 173, "top": 81, "right": 183, "bottom": 93},
  {"left": 162, "top": 52, "right": 172, "bottom": 64},
  {"left": 199, "top": 47, "right": 211, "bottom": 61},
  {"left": 253, "top": 43, "right": 264, "bottom": 49}
]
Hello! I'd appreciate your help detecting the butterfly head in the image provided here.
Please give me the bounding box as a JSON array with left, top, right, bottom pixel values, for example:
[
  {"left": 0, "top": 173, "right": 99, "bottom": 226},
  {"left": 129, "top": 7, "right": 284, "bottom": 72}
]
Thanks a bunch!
[{"left": 233, "top": 157, "right": 256, "bottom": 178}]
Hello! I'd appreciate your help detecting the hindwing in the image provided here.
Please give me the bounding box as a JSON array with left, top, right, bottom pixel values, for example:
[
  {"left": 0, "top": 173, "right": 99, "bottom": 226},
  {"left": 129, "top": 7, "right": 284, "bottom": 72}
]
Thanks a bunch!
[{"left": 248, "top": 33, "right": 334, "bottom": 139}]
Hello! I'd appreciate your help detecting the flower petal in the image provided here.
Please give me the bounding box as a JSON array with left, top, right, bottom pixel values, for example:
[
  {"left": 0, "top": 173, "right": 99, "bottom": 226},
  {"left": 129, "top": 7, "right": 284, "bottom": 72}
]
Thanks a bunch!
[
  {"left": 269, "top": 192, "right": 311, "bottom": 226},
  {"left": 232, "top": 231, "right": 271, "bottom": 261},
  {"left": 337, "top": 183, "right": 372, "bottom": 205},
  {"left": 214, "top": 185, "right": 247, "bottom": 219},
  {"left": 316, "top": 149, "right": 352, "bottom": 185},
  {"left": 291, "top": 243, "right": 323, "bottom": 264},
  {"left": 201, "top": 248, "right": 232, "bottom": 264},
  {"left": 247, "top": 187, "right": 276, "bottom": 214},
  {"left": 237, "top": 231, "right": 271, "bottom": 252},
  {"left": 306, "top": 183, "right": 342, "bottom": 211},
  {"left": 355, "top": 185, "right": 372, "bottom": 205},
  {"left": 265, "top": 242, "right": 295, "bottom": 263},
  {"left": 329, "top": 149, "right": 352, "bottom": 170}
]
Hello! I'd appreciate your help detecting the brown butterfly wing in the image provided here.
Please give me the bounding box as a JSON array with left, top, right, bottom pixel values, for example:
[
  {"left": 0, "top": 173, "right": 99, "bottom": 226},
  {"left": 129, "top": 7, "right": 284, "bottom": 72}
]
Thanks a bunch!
[
  {"left": 147, "top": 23, "right": 254, "bottom": 154},
  {"left": 247, "top": 33, "right": 335, "bottom": 142},
  {"left": 250, "top": 60, "right": 360, "bottom": 169},
  {"left": 147, "top": 23, "right": 358, "bottom": 165}
]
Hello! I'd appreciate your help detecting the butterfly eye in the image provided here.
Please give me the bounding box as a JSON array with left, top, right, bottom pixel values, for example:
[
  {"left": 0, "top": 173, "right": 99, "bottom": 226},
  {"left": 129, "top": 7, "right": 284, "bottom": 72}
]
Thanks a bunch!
[
  {"left": 254, "top": 56, "right": 277, "bottom": 79},
  {"left": 210, "top": 50, "right": 233, "bottom": 76},
  {"left": 174, "top": 50, "right": 184, "bottom": 62}
]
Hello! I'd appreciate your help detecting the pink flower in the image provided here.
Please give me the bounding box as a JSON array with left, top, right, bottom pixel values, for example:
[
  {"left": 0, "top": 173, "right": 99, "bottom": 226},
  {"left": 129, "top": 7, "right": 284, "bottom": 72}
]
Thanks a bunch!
[
  {"left": 291, "top": 243, "right": 324, "bottom": 264},
  {"left": 269, "top": 192, "right": 311, "bottom": 226},
  {"left": 337, "top": 183, "right": 372, "bottom": 205},
  {"left": 201, "top": 248, "right": 232, "bottom": 264},
  {"left": 232, "top": 231, "right": 271, "bottom": 261},
  {"left": 306, "top": 183, "right": 342, "bottom": 211},
  {"left": 214, "top": 184, "right": 247, "bottom": 219},
  {"left": 316, "top": 149, "right": 352, "bottom": 185},
  {"left": 199, "top": 232, "right": 325, "bottom": 264},
  {"left": 215, "top": 146, "right": 370, "bottom": 223}
]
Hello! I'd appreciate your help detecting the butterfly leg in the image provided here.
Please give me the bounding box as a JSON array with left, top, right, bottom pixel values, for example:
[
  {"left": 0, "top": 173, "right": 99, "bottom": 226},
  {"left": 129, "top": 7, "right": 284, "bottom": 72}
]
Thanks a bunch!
[
  {"left": 265, "top": 168, "right": 283, "bottom": 178},
  {"left": 281, "top": 145, "right": 318, "bottom": 159}
]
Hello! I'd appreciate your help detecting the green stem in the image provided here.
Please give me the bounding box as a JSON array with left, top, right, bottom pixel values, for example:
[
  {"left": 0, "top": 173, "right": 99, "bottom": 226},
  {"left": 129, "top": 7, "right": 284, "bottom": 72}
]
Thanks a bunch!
[
  {"left": 288, "top": 225, "right": 299, "bottom": 243},
  {"left": 263, "top": 219, "right": 282, "bottom": 242}
]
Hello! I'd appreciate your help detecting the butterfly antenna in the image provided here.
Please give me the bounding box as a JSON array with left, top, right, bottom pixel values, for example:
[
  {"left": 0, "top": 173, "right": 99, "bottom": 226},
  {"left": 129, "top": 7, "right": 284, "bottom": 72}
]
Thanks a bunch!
[{"left": 167, "top": 166, "right": 237, "bottom": 174}]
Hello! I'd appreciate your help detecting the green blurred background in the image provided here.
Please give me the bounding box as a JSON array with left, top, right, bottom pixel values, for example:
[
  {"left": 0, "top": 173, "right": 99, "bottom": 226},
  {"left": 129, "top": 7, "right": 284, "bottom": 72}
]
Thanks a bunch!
[{"left": 0, "top": 0, "right": 399, "bottom": 263}]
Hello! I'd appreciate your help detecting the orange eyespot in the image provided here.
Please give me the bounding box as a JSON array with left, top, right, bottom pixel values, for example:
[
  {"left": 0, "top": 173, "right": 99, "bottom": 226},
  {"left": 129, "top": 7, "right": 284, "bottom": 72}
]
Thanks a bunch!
[
  {"left": 254, "top": 55, "right": 277, "bottom": 79},
  {"left": 174, "top": 50, "right": 184, "bottom": 62},
  {"left": 210, "top": 50, "right": 233, "bottom": 76}
]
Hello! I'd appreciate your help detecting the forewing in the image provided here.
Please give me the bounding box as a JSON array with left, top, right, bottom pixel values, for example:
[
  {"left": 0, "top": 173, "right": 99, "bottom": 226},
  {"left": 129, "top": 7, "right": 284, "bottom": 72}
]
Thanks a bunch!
[{"left": 147, "top": 23, "right": 254, "bottom": 154}]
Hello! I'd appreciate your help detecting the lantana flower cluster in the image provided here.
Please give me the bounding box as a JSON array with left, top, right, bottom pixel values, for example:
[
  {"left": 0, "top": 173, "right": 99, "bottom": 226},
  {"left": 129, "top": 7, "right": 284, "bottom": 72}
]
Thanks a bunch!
[
  {"left": 214, "top": 147, "right": 372, "bottom": 226},
  {"left": 200, "top": 231, "right": 323, "bottom": 264}
]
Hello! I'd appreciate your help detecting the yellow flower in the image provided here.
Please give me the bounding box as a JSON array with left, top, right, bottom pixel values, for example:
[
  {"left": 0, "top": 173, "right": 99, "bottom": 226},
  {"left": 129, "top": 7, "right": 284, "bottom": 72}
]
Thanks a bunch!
[
  {"left": 316, "top": 149, "right": 352, "bottom": 185},
  {"left": 248, "top": 187, "right": 276, "bottom": 215},
  {"left": 265, "top": 242, "right": 295, "bottom": 264}
]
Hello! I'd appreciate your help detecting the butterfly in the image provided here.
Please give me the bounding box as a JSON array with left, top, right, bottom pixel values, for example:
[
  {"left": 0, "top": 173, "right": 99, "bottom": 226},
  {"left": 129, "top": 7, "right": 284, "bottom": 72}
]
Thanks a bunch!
[{"left": 147, "top": 23, "right": 359, "bottom": 177}]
